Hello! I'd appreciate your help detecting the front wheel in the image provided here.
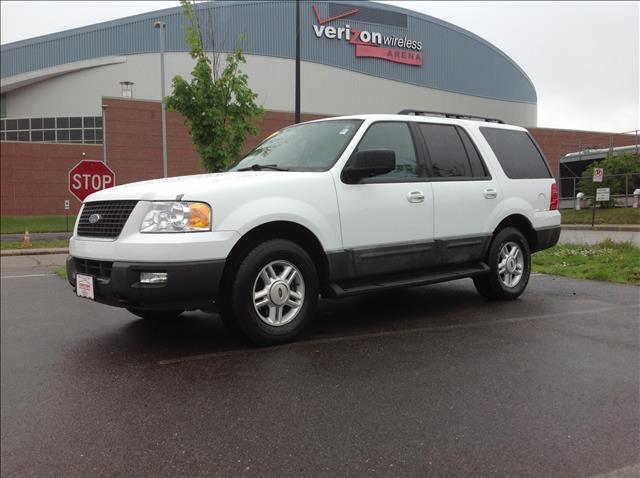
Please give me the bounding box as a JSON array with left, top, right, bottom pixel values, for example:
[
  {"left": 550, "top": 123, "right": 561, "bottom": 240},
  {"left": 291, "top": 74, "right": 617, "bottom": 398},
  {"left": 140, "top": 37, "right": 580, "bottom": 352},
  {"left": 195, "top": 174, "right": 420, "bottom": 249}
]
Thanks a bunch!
[
  {"left": 474, "top": 227, "right": 531, "bottom": 301},
  {"left": 225, "top": 239, "right": 319, "bottom": 346}
]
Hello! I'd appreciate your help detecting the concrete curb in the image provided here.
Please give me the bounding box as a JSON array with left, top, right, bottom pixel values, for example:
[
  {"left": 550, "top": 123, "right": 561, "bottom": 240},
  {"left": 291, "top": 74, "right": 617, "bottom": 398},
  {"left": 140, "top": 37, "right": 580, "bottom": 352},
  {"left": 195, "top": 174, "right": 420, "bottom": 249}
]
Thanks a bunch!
[
  {"left": 562, "top": 224, "right": 640, "bottom": 232},
  {"left": 1, "top": 248, "right": 69, "bottom": 257},
  {"left": 1, "top": 232, "right": 72, "bottom": 242}
]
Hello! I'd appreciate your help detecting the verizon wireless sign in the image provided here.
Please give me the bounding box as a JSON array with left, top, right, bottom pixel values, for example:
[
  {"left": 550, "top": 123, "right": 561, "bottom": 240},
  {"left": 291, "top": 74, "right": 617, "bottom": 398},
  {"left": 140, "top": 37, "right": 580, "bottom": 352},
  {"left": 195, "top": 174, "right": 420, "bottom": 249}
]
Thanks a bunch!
[{"left": 311, "top": 5, "right": 424, "bottom": 67}]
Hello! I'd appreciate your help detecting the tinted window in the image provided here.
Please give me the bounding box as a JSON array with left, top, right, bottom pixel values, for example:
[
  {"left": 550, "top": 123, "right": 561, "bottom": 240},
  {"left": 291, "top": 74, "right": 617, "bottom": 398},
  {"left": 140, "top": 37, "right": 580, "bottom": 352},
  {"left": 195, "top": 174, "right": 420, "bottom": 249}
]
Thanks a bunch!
[
  {"left": 480, "top": 127, "right": 551, "bottom": 179},
  {"left": 356, "top": 122, "right": 419, "bottom": 180},
  {"left": 458, "top": 128, "right": 488, "bottom": 177},
  {"left": 31, "top": 118, "right": 43, "bottom": 129},
  {"left": 419, "top": 124, "right": 482, "bottom": 178}
]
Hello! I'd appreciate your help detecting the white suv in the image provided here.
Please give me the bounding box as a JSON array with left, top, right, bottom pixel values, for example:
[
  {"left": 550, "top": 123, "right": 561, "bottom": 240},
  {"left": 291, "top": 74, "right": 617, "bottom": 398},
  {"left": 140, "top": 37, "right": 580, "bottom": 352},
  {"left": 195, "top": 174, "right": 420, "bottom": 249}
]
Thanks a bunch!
[{"left": 67, "top": 111, "right": 560, "bottom": 345}]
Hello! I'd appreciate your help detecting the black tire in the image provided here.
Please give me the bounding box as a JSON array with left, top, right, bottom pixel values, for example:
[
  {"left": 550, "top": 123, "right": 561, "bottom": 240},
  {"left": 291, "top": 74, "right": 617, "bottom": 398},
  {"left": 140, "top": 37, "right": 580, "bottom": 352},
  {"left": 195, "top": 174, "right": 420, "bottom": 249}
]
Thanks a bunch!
[
  {"left": 473, "top": 227, "right": 531, "bottom": 301},
  {"left": 126, "top": 308, "right": 184, "bottom": 320},
  {"left": 226, "top": 239, "right": 319, "bottom": 346}
]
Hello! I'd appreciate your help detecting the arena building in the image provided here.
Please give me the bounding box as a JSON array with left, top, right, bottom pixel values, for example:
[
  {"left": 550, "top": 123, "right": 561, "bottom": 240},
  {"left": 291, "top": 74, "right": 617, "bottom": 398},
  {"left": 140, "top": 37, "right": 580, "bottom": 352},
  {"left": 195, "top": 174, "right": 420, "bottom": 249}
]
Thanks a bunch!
[{"left": 1, "top": 1, "right": 636, "bottom": 215}]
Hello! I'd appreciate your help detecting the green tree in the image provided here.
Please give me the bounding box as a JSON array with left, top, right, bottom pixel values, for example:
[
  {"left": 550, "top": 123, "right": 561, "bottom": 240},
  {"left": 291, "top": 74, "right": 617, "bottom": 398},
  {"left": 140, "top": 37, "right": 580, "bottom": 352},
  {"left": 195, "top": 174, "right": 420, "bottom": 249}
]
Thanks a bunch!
[
  {"left": 577, "top": 153, "right": 640, "bottom": 207},
  {"left": 166, "top": 0, "right": 264, "bottom": 172}
]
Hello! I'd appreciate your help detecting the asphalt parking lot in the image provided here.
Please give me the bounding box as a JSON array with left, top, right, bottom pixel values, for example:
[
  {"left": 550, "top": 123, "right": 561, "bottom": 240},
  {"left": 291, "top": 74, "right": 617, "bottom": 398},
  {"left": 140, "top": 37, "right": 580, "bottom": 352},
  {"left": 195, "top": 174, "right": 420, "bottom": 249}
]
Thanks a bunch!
[{"left": 1, "top": 255, "right": 639, "bottom": 478}]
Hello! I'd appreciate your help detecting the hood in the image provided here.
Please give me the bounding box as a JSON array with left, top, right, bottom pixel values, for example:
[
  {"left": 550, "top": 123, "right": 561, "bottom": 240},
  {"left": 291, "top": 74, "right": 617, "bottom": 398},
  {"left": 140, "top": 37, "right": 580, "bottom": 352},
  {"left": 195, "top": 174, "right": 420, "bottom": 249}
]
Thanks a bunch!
[{"left": 83, "top": 171, "right": 314, "bottom": 202}]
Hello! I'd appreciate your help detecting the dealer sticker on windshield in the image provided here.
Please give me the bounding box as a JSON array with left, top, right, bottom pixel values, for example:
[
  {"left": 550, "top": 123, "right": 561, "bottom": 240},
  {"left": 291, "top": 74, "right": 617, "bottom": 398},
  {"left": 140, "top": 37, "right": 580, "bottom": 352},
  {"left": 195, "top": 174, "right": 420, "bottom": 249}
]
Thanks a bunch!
[{"left": 76, "top": 274, "right": 95, "bottom": 300}]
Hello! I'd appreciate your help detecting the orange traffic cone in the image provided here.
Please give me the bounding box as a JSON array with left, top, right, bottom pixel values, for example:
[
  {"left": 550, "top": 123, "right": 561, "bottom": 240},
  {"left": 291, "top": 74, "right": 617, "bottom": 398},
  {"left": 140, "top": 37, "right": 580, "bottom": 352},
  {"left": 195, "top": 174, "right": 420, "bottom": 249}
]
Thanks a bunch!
[{"left": 23, "top": 229, "right": 32, "bottom": 248}]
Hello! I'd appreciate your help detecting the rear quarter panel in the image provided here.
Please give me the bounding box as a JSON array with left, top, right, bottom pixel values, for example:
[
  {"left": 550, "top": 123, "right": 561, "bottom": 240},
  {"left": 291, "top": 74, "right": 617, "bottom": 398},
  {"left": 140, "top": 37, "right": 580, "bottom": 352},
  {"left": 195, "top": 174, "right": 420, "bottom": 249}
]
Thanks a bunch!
[{"left": 467, "top": 124, "right": 561, "bottom": 232}]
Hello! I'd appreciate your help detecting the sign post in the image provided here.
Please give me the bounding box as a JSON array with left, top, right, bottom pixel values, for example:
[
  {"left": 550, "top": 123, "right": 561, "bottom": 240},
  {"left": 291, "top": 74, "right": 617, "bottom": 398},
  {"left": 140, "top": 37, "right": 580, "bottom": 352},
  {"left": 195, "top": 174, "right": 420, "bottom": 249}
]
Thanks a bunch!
[
  {"left": 64, "top": 199, "right": 70, "bottom": 232},
  {"left": 68, "top": 160, "right": 116, "bottom": 203},
  {"left": 591, "top": 168, "right": 605, "bottom": 227}
]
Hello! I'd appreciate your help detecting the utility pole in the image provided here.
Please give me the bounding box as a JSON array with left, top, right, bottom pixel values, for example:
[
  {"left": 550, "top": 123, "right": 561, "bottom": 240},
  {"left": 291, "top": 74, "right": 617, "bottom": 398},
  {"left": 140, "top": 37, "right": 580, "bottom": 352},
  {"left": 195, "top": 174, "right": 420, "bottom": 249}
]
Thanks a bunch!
[
  {"left": 295, "top": 0, "right": 301, "bottom": 124},
  {"left": 155, "top": 21, "right": 168, "bottom": 178}
]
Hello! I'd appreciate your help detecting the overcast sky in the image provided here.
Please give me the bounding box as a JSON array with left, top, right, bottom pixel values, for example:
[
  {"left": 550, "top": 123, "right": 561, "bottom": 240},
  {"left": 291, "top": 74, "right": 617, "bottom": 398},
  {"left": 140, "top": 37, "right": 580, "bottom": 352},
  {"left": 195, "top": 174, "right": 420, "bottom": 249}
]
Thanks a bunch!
[{"left": 1, "top": 1, "right": 638, "bottom": 132}]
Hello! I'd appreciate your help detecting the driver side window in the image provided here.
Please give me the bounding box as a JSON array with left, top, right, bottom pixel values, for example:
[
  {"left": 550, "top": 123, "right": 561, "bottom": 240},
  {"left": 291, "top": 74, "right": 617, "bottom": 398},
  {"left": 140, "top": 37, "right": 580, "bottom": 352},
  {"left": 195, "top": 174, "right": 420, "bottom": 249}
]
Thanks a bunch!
[{"left": 355, "top": 122, "right": 419, "bottom": 180}]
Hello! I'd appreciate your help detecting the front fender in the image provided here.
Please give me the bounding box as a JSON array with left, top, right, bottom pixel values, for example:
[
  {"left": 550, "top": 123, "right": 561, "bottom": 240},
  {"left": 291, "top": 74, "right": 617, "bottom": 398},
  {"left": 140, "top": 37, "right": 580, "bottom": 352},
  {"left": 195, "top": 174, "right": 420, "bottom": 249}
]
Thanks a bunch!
[{"left": 216, "top": 197, "right": 342, "bottom": 251}]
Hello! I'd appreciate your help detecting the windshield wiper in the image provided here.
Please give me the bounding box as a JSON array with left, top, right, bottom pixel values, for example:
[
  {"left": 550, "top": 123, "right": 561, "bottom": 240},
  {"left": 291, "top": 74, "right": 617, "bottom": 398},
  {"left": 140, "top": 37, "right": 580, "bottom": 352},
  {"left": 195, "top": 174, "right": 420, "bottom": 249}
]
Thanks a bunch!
[{"left": 237, "top": 164, "right": 289, "bottom": 172}]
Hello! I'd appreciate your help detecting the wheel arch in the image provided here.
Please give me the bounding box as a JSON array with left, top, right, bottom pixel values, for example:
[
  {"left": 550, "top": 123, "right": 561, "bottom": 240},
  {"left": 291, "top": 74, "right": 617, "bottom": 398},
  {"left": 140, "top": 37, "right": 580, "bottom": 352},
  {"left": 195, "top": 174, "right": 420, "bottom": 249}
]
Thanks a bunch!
[
  {"left": 493, "top": 214, "right": 537, "bottom": 251},
  {"left": 220, "top": 221, "right": 331, "bottom": 295}
]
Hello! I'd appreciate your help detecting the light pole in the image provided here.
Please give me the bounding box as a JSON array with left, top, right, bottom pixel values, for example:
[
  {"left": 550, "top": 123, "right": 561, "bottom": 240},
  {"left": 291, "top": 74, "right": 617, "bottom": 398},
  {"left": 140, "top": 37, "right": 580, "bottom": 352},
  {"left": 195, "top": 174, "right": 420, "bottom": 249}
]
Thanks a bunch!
[
  {"left": 155, "top": 20, "right": 168, "bottom": 178},
  {"left": 101, "top": 104, "right": 108, "bottom": 165},
  {"left": 295, "top": 0, "right": 301, "bottom": 124}
]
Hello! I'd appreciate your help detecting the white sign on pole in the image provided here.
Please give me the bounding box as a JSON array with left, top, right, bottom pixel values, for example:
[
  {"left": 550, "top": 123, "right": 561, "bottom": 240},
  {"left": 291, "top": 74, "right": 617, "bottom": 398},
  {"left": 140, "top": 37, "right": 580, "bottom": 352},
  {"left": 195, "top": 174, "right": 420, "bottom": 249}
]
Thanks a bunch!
[
  {"left": 596, "top": 188, "right": 610, "bottom": 202},
  {"left": 593, "top": 168, "right": 604, "bottom": 183},
  {"left": 64, "top": 199, "right": 70, "bottom": 210}
]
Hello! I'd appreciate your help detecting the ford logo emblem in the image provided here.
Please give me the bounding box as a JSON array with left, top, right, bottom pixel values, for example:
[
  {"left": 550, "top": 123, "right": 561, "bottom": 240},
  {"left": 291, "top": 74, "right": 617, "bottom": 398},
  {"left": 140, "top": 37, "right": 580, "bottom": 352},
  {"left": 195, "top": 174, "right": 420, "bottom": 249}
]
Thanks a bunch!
[{"left": 88, "top": 214, "right": 101, "bottom": 225}]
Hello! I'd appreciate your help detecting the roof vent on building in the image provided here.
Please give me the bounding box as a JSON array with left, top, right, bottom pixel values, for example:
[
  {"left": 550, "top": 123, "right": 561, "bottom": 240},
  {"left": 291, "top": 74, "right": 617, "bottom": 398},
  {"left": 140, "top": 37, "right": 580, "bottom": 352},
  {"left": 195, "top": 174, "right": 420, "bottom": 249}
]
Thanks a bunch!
[{"left": 120, "top": 81, "right": 134, "bottom": 99}]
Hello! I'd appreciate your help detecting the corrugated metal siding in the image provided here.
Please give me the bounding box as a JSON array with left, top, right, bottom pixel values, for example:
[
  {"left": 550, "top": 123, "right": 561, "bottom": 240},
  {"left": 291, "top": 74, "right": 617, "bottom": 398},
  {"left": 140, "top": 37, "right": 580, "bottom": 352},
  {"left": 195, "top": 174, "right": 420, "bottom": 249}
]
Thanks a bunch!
[{"left": 1, "top": 0, "right": 536, "bottom": 104}]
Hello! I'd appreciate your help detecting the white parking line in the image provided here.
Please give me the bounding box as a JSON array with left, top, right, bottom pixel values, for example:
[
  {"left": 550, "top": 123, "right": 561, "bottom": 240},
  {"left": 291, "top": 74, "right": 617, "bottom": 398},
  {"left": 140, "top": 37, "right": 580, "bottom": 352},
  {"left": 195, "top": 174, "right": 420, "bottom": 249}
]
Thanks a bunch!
[
  {"left": 1, "top": 273, "right": 56, "bottom": 279},
  {"left": 158, "top": 304, "right": 639, "bottom": 366}
]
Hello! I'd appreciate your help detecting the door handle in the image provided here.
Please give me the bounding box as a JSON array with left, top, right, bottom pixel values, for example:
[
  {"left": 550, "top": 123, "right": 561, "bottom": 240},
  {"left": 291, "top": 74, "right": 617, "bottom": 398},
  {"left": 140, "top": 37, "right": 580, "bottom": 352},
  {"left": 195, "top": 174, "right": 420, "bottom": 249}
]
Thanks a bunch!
[
  {"left": 483, "top": 188, "right": 498, "bottom": 199},
  {"left": 407, "top": 190, "right": 425, "bottom": 203}
]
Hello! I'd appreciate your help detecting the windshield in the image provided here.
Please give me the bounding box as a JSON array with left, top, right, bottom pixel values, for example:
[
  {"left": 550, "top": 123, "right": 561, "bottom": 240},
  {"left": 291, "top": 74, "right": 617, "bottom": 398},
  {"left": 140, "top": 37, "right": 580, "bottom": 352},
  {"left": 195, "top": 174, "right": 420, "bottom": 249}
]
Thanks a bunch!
[{"left": 230, "top": 119, "right": 362, "bottom": 172}]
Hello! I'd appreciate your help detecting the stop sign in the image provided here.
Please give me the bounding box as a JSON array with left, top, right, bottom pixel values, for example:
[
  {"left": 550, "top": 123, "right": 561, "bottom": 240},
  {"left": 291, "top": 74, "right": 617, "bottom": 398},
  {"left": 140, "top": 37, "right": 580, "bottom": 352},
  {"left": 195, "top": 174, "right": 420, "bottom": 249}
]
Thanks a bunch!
[{"left": 68, "top": 160, "right": 116, "bottom": 202}]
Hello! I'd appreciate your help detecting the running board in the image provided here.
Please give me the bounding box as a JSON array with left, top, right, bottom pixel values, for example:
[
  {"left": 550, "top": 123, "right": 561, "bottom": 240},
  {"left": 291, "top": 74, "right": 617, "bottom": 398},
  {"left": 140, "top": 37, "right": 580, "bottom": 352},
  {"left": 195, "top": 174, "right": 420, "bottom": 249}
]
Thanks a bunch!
[{"left": 327, "top": 263, "right": 489, "bottom": 298}]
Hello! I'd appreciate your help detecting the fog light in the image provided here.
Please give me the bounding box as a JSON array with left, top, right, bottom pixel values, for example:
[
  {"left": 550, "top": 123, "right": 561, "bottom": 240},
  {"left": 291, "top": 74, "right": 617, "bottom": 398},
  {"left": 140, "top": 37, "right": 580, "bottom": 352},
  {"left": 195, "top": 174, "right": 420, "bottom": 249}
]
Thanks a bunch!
[{"left": 140, "top": 272, "right": 168, "bottom": 284}]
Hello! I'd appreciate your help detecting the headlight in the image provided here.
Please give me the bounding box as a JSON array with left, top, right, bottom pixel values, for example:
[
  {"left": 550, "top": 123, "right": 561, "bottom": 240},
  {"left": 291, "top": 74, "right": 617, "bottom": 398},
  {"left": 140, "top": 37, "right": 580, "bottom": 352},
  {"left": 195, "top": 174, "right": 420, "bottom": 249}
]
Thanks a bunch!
[{"left": 140, "top": 201, "right": 211, "bottom": 233}]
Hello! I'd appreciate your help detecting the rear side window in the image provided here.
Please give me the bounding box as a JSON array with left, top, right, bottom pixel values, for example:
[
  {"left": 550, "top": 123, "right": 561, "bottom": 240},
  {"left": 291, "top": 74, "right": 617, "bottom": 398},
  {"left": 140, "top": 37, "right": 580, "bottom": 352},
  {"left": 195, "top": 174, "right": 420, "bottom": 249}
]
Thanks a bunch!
[
  {"left": 480, "top": 127, "right": 551, "bottom": 179},
  {"left": 417, "top": 124, "right": 488, "bottom": 178}
]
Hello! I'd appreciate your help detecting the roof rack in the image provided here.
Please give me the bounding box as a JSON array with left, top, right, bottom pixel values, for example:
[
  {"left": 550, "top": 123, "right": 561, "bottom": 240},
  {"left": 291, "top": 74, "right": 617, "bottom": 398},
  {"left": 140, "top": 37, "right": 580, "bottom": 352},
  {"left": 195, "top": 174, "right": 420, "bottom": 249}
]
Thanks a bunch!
[{"left": 397, "top": 109, "right": 504, "bottom": 124}]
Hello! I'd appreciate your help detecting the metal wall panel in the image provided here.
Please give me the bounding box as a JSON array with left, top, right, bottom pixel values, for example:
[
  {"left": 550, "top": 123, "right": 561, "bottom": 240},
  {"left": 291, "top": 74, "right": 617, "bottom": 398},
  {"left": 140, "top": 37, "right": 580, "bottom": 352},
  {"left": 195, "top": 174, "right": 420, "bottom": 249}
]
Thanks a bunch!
[{"left": 1, "top": 1, "right": 536, "bottom": 104}]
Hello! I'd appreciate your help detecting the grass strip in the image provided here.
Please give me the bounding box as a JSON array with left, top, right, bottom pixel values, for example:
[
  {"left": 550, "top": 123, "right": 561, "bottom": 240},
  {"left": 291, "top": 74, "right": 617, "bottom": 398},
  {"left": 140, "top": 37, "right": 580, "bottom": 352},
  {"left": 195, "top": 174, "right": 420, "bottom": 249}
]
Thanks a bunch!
[
  {"left": 55, "top": 266, "right": 68, "bottom": 280},
  {"left": 560, "top": 208, "right": 640, "bottom": 225},
  {"left": 1, "top": 215, "right": 77, "bottom": 234},
  {"left": 532, "top": 239, "right": 640, "bottom": 285}
]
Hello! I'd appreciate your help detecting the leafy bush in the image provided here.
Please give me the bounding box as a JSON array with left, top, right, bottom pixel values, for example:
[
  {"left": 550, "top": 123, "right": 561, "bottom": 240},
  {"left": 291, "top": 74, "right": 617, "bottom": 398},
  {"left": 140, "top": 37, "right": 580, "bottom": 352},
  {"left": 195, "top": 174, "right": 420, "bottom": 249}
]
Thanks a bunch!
[{"left": 577, "top": 153, "right": 640, "bottom": 207}]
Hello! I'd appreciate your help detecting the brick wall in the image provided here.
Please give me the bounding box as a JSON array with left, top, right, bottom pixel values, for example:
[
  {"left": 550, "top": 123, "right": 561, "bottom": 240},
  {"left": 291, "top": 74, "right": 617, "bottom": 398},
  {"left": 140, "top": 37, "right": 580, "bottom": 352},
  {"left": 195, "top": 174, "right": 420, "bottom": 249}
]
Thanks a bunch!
[
  {"left": 0, "top": 97, "right": 636, "bottom": 215},
  {"left": 529, "top": 127, "right": 638, "bottom": 178}
]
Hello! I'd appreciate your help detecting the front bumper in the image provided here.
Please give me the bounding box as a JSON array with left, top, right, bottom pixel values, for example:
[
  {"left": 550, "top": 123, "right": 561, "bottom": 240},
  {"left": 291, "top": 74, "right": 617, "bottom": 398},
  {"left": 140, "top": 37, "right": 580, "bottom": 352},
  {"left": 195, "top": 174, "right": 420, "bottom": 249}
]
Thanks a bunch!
[{"left": 67, "top": 256, "right": 226, "bottom": 310}]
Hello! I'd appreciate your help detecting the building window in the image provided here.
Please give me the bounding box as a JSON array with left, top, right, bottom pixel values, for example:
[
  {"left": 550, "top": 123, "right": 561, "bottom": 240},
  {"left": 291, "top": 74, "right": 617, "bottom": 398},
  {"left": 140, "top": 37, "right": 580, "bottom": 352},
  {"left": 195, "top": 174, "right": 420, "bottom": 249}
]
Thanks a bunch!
[
  {"left": 1, "top": 115, "right": 103, "bottom": 144},
  {"left": 0, "top": 94, "right": 6, "bottom": 118}
]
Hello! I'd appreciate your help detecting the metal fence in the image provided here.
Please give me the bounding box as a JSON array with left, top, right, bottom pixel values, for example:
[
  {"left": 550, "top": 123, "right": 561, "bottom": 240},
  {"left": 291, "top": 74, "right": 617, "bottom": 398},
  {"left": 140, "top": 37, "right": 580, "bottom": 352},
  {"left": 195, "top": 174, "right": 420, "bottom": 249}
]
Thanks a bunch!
[{"left": 558, "top": 172, "right": 640, "bottom": 209}]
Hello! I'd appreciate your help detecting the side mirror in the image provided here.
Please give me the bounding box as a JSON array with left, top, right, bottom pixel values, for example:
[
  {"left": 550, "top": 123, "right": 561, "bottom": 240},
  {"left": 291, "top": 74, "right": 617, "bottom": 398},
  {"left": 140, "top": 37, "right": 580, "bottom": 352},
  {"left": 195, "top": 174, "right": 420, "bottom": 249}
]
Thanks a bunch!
[{"left": 343, "top": 149, "right": 396, "bottom": 183}]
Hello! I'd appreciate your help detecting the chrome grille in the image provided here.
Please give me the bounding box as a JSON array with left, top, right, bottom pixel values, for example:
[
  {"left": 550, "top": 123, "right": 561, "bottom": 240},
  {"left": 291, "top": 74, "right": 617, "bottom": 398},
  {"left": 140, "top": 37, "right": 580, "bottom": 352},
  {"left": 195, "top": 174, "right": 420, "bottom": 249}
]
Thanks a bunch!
[{"left": 77, "top": 200, "right": 138, "bottom": 238}]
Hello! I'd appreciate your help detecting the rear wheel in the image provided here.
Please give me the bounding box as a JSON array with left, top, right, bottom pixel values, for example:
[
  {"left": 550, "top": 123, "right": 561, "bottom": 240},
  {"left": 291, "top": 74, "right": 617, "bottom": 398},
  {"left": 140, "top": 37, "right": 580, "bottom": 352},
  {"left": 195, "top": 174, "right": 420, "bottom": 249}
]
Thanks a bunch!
[
  {"left": 126, "top": 308, "right": 184, "bottom": 320},
  {"left": 474, "top": 227, "right": 531, "bottom": 301},
  {"left": 223, "top": 239, "right": 319, "bottom": 346}
]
